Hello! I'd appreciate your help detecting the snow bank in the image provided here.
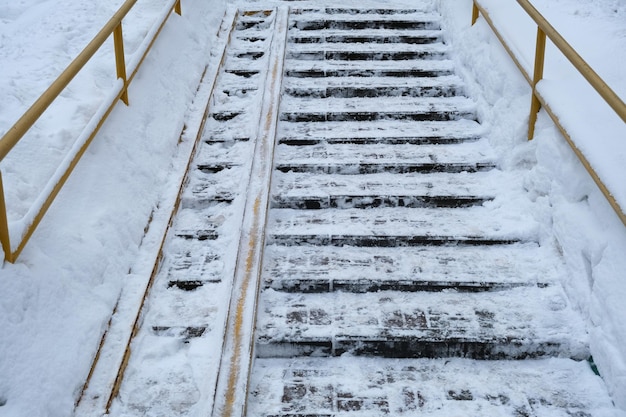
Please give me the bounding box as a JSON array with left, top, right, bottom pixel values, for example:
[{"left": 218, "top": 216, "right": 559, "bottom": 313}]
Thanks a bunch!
[{"left": 0, "top": 0, "right": 226, "bottom": 415}]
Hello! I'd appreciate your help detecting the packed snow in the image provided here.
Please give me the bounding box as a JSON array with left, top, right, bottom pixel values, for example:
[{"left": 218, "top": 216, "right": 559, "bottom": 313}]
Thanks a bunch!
[{"left": 0, "top": 0, "right": 624, "bottom": 416}]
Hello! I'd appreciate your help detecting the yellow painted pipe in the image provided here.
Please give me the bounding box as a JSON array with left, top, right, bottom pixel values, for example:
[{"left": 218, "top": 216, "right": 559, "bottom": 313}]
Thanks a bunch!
[
  {"left": 516, "top": 0, "right": 626, "bottom": 124},
  {"left": 114, "top": 23, "right": 130, "bottom": 106},
  {"left": 528, "top": 27, "right": 546, "bottom": 139},
  {"left": 0, "top": 0, "right": 184, "bottom": 262},
  {"left": 126, "top": 0, "right": 182, "bottom": 87},
  {"left": 473, "top": 0, "right": 626, "bottom": 227},
  {"left": 537, "top": 91, "right": 626, "bottom": 226},
  {"left": 471, "top": 2, "right": 479, "bottom": 26},
  {"left": 0, "top": 0, "right": 139, "bottom": 162},
  {"left": 0, "top": 173, "right": 12, "bottom": 263}
]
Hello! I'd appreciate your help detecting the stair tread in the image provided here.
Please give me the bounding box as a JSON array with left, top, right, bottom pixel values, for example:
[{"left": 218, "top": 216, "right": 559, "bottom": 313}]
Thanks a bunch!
[
  {"left": 217, "top": 72, "right": 261, "bottom": 88},
  {"left": 289, "top": 18, "right": 440, "bottom": 31},
  {"left": 287, "top": 42, "right": 448, "bottom": 53},
  {"left": 285, "top": 58, "right": 455, "bottom": 72},
  {"left": 288, "top": 34, "right": 443, "bottom": 46},
  {"left": 288, "top": 28, "right": 444, "bottom": 39},
  {"left": 256, "top": 286, "right": 588, "bottom": 358},
  {"left": 223, "top": 58, "right": 268, "bottom": 71},
  {"left": 268, "top": 205, "right": 538, "bottom": 242},
  {"left": 263, "top": 243, "right": 561, "bottom": 288},
  {"left": 203, "top": 117, "right": 254, "bottom": 140},
  {"left": 279, "top": 119, "right": 484, "bottom": 141},
  {"left": 274, "top": 141, "right": 496, "bottom": 165},
  {"left": 163, "top": 241, "right": 224, "bottom": 283},
  {"left": 281, "top": 95, "right": 476, "bottom": 113},
  {"left": 249, "top": 357, "right": 617, "bottom": 417},
  {"left": 291, "top": 11, "right": 440, "bottom": 21},
  {"left": 143, "top": 282, "right": 222, "bottom": 325},
  {"left": 291, "top": 7, "right": 434, "bottom": 14},
  {"left": 283, "top": 75, "right": 463, "bottom": 89},
  {"left": 272, "top": 170, "right": 517, "bottom": 198},
  {"left": 195, "top": 141, "right": 251, "bottom": 164}
]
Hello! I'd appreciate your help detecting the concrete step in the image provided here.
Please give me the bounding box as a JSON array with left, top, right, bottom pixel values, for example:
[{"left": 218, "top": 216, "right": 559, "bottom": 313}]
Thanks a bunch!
[
  {"left": 285, "top": 67, "right": 456, "bottom": 78},
  {"left": 283, "top": 74, "right": 464, "bottom": 88},
  {"left": 267, "top": 203, "right": 538, "bottom": 247},
  {"left": 262, "top": 242, "right": 559, "bottom": 293},
  {"left": 283, "top": 75, "right": 465, "bottom": 99},
  {"left": 273, "top": 140, "right": 496, "bottom": 172},
  {"left": 270, "top": 169, "right": 519, "bottom": 209},
  {"left": 284, "top": 84, "right": 463, "bottom": 98},
  {"left": 165, "top": 240, "right": 223, "bottom": 288},
  {"left": 255, "top": 286, "right": 588, "bottom": 359},
  {"left": 249, "top": 358, "right": 617, "bottom": 417},
  {"left": 287, "top": 40, "right": 447, "bottom": 53},
  {"left": 291, "top": 8, "right": 435, "bottom": 16},
  {"left": 278, "top": 119, "right": 484, "bottom": 145},
  {"left": 289, "top": 16, "right": 440, "bottom": 31},
  {"left": 272, "top": 170, "right": 513, "bottom": 199},
  {"left": 272, "top": 194, "right": 491, "bottom": 209},
  {"left": 285, "top": 56, "right": 455, "bottom": 72},
  {"left": 286, "top": 48, "right": 448, "bottom": 62},
  {"left": 236, "top": 18, "right": 274, "bottom": 32},
  {"left": 288, "top": 30, "right": 443, "bottom": 45},
  {"left": 280, "top": 95, "right": 477, "bottom": 122},
  {"left": 290, "top": 20, "right": 440, "bottom": 31}
]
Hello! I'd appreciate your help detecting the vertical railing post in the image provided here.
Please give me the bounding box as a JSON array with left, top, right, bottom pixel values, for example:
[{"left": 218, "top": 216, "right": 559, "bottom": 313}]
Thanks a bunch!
[
  {"left": 528, "top": 26, "right": 546, "bottom": 139},
  {"left": 175, "top": 0, "right": 182, "bottom": 16},
  {"left": 113, "top": 23, "right": 130, "bottom": 105},
  {"left": 471, "top": 1, "right": 480, "bottom": 25},
  {"left": 0, "top": 172, "right": 14, "bottom": 263}
]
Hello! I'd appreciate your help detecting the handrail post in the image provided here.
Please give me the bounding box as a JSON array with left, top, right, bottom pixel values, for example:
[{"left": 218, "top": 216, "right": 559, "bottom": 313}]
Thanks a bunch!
[
  {"left": 0, "top": 172, "right": 13, "bottom": 263},
  {"left": 471, "top": 1, "right": 480, "bottom": 25},
  {"left": 175, "top": 0, "right": 182, "bottom": 16},
  {"left": 113, "top": 23, "right": 130, "bottom": 105},
  {"left": 528, "top": 26, "right": 546, "bottom": 140}
]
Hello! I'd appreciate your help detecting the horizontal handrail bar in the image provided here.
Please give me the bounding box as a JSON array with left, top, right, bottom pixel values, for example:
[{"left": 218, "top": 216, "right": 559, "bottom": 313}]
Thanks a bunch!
[
  {"left": 472, "top": 0, "right": 626, "bottom": 227},
  {"left": 0, "top": 0, "right": 138, "bottom": 162},
  {"left": 535, "top": 92, "right": 626, "bottom": 227},
  {"left": 0, "top": 0, "right": 183, "bottom": 262},
  {"left": 516, "top": 0, "right": 626, "bottom": 124}
]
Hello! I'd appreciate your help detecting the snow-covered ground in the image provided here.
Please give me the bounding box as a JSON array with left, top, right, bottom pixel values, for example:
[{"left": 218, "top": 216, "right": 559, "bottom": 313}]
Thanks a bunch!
[
  {"left": 0, "top": 0, "right": 227, "bottom": 415},
  {"left": 0, "top": 0, "right": 624, "bottom": 416}
]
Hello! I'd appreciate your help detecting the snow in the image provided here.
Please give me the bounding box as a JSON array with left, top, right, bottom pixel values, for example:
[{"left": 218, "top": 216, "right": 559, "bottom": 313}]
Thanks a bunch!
[
  {"left": 0, "top": 0, "right": 227, "bottom": 415},
  {"left": 0, "top": 0, "right": 624, "bottom": 415},
  {"left": 472, "top": 0, "right": 626, "bottom": 226},
  {"left": 256, "top": 285, "right": 590, "bottom": 359},
  {"left": 439, "top": 0, "right": 626, "bottom": 407},
  {"left": 250, "top": 357, "right": 620, "bottom": 416}
]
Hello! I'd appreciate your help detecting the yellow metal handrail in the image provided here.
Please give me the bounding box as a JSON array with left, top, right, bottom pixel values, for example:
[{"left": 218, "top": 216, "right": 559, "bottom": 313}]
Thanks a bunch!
[
  {"left": 472, "top": 0, "right": 626, "bottom": 227},
  {"left": 0, "top": 0, "right": 182, "bottom": 262}
]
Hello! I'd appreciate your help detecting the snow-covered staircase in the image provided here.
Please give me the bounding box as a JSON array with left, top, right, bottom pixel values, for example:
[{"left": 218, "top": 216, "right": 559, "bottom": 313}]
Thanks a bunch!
[
  {"left": 247, "top": 6, "right": 618, "bottom": 416},
  {"left": 78, "top": 5, "right": 622, "bottom": 417}
]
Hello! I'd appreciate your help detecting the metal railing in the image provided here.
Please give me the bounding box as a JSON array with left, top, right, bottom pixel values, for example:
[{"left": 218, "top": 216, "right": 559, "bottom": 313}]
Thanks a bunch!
[
  {"left": 472, "top": 0, "right": 626, "bottom": 227},
  {"left": 0, "top": 0, "right": 183, "bottom": 263}
]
